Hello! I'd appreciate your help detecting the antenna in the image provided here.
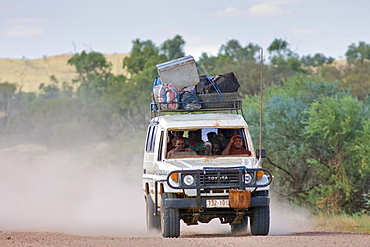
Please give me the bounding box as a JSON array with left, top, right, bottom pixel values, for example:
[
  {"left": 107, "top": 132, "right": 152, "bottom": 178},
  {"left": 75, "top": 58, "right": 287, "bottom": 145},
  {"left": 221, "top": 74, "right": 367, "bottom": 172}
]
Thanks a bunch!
[{"left": 259, "top": 49, "right": 264, "bottom": 158}]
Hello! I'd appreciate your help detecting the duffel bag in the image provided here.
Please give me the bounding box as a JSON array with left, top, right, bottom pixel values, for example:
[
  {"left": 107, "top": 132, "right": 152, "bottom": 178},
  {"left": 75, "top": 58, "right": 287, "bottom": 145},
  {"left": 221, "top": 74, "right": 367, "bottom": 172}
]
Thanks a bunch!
[
  {"left": 203, "top": 72, "right": 240, "bottom": 93},
  {"left": 180, "top": 87, "right": 201, "bottom": 110}
]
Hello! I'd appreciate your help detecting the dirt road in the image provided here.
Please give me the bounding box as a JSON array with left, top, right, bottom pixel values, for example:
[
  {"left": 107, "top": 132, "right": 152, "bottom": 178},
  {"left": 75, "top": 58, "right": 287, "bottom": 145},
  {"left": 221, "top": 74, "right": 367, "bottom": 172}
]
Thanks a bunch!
[
  {"left": 1, "top": 231, "right": 369, "bottom": 247},
  {"left": 1, "top": 145, "right": 369, "bottom": 246}
]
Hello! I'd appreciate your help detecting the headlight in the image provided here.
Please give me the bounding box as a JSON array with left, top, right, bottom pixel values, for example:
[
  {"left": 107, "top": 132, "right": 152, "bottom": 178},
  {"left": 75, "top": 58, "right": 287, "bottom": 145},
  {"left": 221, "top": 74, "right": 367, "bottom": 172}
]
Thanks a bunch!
[
  {"left": 244, "top": 173, "right": 253, "bottom": 184},
  {"left": 183, "top": 174, "right": 195, "bottom": 186}
]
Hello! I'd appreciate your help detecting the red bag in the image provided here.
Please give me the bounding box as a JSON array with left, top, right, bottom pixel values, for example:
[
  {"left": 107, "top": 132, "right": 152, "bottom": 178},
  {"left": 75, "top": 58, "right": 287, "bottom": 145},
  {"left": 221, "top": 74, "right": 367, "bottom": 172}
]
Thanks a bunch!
[{"left": 153, "top": 83, "right": 179, "bottom": 110}]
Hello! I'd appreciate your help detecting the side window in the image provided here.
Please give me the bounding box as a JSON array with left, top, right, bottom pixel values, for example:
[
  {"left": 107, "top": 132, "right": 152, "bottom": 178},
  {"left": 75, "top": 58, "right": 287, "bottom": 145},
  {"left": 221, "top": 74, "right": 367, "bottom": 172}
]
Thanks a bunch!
[
  {"left": 145, "top": 126, "right": 152, "bottom": 152},
  {"left": 145, "top": 125, "right": 157, "bottom": 153},
  {"left": 157, "top": 130, "right": 164, "bottom": 161}
]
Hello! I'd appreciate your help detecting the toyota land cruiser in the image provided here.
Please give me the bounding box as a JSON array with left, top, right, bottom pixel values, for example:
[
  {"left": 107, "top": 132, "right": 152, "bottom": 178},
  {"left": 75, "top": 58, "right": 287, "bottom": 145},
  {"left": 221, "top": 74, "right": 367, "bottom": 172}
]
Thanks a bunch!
[{"left": 142, "top": 99, "right": 273, "bottom": 238}]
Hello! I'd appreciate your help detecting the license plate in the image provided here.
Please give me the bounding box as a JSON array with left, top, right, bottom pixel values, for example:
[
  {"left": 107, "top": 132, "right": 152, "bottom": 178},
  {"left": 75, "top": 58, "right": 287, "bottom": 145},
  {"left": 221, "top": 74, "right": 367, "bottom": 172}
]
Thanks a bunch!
[{"left": 206, "top": 199, "right": 229, "bottom": 208}]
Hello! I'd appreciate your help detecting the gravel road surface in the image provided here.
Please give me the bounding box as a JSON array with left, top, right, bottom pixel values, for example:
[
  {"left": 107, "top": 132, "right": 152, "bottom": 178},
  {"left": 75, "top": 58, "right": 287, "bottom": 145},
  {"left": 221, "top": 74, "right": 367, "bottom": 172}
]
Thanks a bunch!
[{"left": 1, "top": 231, "right": 369, "bottom": 247}]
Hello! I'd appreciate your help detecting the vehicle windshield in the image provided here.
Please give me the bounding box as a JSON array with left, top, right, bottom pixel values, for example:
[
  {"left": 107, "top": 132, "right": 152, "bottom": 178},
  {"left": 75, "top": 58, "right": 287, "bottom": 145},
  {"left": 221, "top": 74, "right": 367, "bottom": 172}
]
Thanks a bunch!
[{"left": 165, "top": 128, "right": 251, "bottom": 159}]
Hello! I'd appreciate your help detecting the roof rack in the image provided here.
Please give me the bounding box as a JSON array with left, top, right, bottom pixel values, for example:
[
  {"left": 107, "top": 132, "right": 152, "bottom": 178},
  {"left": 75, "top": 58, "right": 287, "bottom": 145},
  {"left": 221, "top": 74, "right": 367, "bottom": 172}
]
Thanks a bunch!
[{"left": 150, "top": 96, "right": 243, "bottom": 118}]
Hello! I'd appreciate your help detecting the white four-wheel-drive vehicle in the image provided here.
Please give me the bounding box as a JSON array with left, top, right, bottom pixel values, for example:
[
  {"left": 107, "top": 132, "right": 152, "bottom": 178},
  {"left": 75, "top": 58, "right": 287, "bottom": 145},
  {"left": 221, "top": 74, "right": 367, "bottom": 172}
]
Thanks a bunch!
[
  {"left": 143, "top": 55, "right": 272, "bottom": 238},
  {"left": 142, "top": 105, "right": 273, "bottom": 238}
]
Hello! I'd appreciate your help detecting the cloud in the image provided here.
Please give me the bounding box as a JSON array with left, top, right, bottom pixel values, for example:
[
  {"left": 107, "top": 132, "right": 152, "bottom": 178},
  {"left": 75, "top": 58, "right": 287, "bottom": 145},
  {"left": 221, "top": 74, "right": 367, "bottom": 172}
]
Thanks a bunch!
[
  {"left": 1, "top": 18, "right": 46, "bottom": 37},
  {"left": 212, "top": 7, "right": 247, "bottom": 18},
  {"left": 211, "top": 3, "right": 291, "bottom": 19},
  {"left": 248, "top": 3, "right": 290, "bottom": 18}
]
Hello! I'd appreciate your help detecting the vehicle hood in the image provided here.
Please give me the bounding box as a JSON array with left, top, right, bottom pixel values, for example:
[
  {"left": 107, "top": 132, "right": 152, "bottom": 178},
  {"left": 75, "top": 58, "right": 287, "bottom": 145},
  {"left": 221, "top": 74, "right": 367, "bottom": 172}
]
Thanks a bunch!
[{"left": 157, "top": 157, "right": 261, "bottom": 172}]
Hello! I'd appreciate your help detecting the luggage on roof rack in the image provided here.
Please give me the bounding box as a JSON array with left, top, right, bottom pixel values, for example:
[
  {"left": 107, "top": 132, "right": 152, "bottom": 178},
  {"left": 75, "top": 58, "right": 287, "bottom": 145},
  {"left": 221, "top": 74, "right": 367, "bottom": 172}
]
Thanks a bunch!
[
  {"left": 156, "top": 55, "right": 199, "bottom": 89},
  {"left": 151, "top": 56, "right": 243, "bottom": 118}
]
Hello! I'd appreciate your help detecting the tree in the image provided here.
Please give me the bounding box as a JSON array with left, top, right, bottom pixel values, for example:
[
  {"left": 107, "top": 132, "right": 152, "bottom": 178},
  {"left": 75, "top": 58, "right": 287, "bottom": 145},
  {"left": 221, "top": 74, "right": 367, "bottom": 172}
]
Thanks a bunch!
[
  {"left": 305, "top": 95, "right": 368, "bottom": 213},
  {"left": 68, "top": 51, "right": 111, "bottom": 84},
  {"left": 160, "top": 35, "right": 185, "bottom": 61},
  {"left": 345, "top": 41, "right": 370, "bottom": 64},
  {"left": 301, "top": 53, "right": 335, "bottom": 67},
  {"left": 248, "top": 77, "right": 370, "bottom": 213},
  {"left": 196, "top": 52, "right": 220, "bottom": 75},
  {"left": 267, "top": 38, "right": 290, "bottom": 64},
  {"left": 0, "top": 82, "right": 17, "bottom": 116},
  {"left": 68, "top": 51, "right": 113, "bottom": 99},
  {"left": 263, "top": 77, "right": 339, "bottom": 201},
  {"left": 39, "top": 76, "right": 60, "bottom": 99},
  {"left": 219, "top": 40, "right": 261, "bottom": 63},
  {"left": 267, "top": 38, "right": 305, "bottom": 78},
  {"left": 321, "top": 59, "right": 370, "bottom": 101},
  {"left": 123, "top": 39, "right": 165, "bottom": 75},
  {"left": 341, "top": 62, "right": 370, "bottom": 100},
  {"left": 0, "top": 90, "right": 36, "bottom": 139}
]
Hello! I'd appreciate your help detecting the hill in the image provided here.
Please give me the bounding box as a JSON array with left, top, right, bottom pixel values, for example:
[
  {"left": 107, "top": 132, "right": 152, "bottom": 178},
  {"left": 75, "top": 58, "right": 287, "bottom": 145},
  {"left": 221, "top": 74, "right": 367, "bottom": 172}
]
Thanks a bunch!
[{"left": 0, "top": 53, "right": 129, "bottom": 92}]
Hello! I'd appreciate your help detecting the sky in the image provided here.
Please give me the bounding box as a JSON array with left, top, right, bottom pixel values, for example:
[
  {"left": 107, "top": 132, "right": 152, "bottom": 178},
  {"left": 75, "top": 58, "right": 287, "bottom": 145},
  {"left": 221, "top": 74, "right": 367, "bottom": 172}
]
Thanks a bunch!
[{"left": 0, "top": 0, "right": 369, "bottom": 60}]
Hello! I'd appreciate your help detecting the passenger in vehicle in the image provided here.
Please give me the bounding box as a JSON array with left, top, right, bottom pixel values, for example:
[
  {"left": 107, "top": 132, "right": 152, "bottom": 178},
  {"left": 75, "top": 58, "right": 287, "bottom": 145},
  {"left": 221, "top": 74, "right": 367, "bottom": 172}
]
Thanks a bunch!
[
  {"left": 211, "top": 142, "right": 222, "bottom": 155},
  {"left": 167, "top": 137, "right": 196, "bottom": 158},
  {"left": 219, "top": 129, "right": 234, "bottom": 148},
  {"left": 167, "top": 131, "right": 174, "bottom": 152},
  {"left": 188, "top": 130, "right": 205, "bottom": 154},
  {"left": 222, "top": 134, "right": 251, "bottom": 156},
  {"left": 206, "top": 131, "right": 217, "bottom": 141},
  {"left": 204, "top": 141, "right": 212, "bottom": 155},
  {"left": 172, "top": 131, "right": 189, "bottom": 147},
  {"left": 209, "top": 137, "right": 222, "bottom": 155}
]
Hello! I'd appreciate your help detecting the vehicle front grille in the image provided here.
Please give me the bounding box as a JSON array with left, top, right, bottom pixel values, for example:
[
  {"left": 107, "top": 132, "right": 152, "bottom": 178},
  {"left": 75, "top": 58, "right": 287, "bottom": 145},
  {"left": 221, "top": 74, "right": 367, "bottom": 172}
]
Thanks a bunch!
[{"left": 200, "top": 169, "right": 243, "bottom": 188}]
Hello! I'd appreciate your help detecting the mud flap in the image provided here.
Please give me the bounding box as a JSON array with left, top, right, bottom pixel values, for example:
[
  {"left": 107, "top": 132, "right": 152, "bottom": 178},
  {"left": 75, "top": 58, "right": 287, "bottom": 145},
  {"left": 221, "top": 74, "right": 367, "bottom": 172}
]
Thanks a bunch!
[{"left": 229, "top": 189, "right": 251, "bottom": 209}]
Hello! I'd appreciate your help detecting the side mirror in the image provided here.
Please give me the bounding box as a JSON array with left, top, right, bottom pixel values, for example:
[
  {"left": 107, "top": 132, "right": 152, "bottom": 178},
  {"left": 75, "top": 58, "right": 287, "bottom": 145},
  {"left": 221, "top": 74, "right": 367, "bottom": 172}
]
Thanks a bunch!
[{"left": 256, "top": 149, "right": 266, "bottom": 158}]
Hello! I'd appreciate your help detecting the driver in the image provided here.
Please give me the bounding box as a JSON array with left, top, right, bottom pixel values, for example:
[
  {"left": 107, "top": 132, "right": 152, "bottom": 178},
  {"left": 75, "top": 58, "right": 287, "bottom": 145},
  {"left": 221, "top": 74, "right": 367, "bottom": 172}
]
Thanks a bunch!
[{"left": 167, "top": 137, "right": 196, "bottom": 158}]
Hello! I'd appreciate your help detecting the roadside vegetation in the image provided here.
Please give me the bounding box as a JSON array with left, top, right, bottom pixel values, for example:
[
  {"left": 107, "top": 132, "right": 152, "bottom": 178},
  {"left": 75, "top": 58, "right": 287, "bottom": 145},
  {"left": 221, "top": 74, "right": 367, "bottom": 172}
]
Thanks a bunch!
[
  {"left": 314, "top": 213, "right": 370, "bottom": 233},
  {"left": 1, "top": 35, "right": 370, "bottom": 232}
]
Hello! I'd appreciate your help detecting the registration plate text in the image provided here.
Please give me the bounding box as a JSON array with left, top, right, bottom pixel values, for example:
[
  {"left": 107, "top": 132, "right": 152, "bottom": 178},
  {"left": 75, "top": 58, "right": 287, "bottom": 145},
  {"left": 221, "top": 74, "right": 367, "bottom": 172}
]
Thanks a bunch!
[{"left": 206, "top": 199, "right": 229, "bottom": 208}]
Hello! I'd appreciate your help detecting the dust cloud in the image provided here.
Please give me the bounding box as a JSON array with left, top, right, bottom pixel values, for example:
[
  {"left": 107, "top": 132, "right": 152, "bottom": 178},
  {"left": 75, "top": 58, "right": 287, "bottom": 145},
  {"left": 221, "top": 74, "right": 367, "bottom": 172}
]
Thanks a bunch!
[
  {"left": 0, "top": 143, "right": 312, "bottom": 237},
  {"left": 179, "top": 193, "right": 314, "bottom": 236},
  {"left": 270, "top": 193, "right": 314, "bottom": 235},
  {"left": 0, "top": 143, "right": 148, "bottom": 237}
]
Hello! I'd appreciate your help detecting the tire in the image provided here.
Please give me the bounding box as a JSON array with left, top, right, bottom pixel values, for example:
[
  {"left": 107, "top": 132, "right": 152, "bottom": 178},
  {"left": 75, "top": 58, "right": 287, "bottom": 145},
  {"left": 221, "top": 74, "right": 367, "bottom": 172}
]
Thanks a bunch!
[
  {"left": 161, "top": 193, "right": 180, "bottom": 238},
  {"left": 231, "top": 215, "right": 248, "bottom": 234},
  {"left": 146, "top": 194, "right": 161, "bottom": 231},
  {"left": 250, "top": 190, "right": 270, "bottom": 236}
]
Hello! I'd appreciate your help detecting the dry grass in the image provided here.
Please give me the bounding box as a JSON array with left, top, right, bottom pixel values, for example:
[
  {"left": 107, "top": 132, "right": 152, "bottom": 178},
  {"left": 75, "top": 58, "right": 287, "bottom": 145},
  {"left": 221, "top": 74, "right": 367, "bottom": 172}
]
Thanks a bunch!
[
  {"left": 0, "top": 53, "right": 129, "bottom": 92},
  {"left": 314, "top": 213, "right": 370, "bottom": 233}
]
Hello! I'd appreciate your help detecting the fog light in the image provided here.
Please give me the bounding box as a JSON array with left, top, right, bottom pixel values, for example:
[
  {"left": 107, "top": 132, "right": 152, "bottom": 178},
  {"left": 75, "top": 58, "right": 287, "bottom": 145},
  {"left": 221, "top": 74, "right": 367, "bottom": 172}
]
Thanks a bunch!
[
  {"left": 244, "top": 173, "right": 252, "bottom": 184},
  {"left": 183, "top": 174, "right": 195, "bottom": 186}
]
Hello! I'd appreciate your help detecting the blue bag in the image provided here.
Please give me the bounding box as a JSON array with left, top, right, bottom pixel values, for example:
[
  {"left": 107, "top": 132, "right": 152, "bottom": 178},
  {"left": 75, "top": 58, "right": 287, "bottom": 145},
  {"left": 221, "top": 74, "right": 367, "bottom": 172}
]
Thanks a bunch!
[{"left": 180, "top": 87, "right": 201, "bottom": 110}]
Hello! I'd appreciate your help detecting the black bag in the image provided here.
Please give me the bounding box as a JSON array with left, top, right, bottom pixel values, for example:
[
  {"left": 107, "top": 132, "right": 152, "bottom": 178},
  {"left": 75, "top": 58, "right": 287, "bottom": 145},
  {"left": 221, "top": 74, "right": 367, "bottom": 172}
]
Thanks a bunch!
[
  {"left": 203, "top": 72, "right": 240, "bottom": 93},
  {"left": 195, "top": 75, "right": 212, "bottom": 94}
]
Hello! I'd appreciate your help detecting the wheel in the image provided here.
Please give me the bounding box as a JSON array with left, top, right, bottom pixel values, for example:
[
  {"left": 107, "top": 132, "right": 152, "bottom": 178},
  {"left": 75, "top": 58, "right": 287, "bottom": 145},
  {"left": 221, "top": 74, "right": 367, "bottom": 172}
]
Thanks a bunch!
[
  {"left": 250, "top": 190, "right": 270, "bottom": 235},
  {"left": 145, "top": 194, "right": 161, "bottom": 231},
  {"left": 161, "top": 193, "right": 180, "bottom": 238},
  {"left": 231, "top": 215, "right": 248, "bottom": 234}
]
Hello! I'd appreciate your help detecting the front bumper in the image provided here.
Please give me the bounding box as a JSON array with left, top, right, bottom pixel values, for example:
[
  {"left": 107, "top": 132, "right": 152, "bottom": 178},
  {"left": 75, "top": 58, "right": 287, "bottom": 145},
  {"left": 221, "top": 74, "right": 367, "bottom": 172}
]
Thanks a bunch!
[
  {"left": 155, "top": 167, "right": 272, "bottom": 210},
  {"left": 164, "top": 196, "right": 270, "bottom": 209}
]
